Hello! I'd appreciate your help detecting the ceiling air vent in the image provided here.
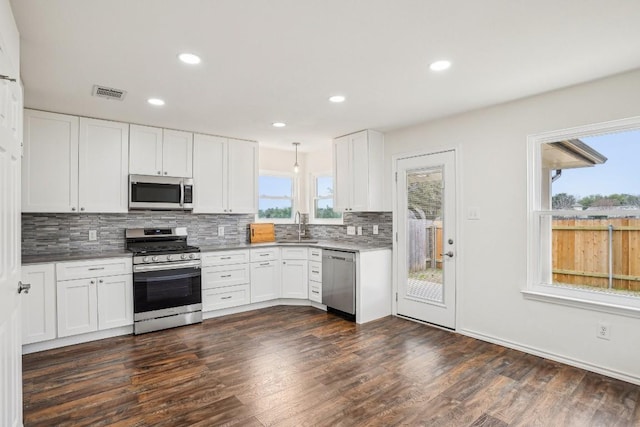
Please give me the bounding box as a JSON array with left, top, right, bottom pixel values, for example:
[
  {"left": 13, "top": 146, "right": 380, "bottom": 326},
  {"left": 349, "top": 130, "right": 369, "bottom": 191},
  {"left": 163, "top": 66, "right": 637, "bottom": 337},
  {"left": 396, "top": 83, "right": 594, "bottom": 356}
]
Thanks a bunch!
[{"left": 92, "top": 85, "right": 127, "bottom": 101}]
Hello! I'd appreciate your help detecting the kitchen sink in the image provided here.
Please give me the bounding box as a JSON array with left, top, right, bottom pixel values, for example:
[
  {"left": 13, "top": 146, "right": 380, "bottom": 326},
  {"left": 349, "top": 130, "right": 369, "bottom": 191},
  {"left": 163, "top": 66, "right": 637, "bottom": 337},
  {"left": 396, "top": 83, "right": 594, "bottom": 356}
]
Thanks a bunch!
[{"left": 276, "top": 240, "right": 319, "bottom": 244}]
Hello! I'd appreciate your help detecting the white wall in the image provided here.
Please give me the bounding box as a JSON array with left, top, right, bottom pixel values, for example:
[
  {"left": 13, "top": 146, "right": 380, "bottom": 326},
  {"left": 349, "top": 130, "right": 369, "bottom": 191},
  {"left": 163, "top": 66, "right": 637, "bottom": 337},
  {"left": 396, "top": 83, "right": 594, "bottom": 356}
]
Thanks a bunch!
[{"left": 384, "top": 68, "right": 640, "bottom": 384}]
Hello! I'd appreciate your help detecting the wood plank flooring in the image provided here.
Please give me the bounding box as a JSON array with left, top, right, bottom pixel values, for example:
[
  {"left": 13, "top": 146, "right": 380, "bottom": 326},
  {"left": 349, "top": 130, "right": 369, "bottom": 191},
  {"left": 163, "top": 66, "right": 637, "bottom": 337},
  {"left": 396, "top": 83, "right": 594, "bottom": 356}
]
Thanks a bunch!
[{"left": 23, "top": 306, "right": 640, "bottom": 426}]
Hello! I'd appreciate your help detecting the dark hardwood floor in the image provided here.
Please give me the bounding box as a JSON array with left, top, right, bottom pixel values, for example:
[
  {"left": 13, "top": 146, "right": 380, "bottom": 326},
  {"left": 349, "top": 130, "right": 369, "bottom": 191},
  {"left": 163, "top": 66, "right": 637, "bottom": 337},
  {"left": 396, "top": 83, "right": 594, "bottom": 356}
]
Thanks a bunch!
[{"left": 23, "top": 306, "right": 640, "bottom": 426}]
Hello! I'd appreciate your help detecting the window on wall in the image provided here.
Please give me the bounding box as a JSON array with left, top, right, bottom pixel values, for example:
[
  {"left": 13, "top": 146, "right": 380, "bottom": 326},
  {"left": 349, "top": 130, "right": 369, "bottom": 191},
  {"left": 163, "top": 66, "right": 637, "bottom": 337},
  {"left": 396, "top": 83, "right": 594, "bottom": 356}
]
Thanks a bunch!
[
  {"left": 527, "top": 118, "right": 640, "bottom": 316},
  {"left": 257, "top": 172, "right": 295, "bottom": 222},
  {"left": 310, "top": 174, "right": 342, "bottom": 224}
]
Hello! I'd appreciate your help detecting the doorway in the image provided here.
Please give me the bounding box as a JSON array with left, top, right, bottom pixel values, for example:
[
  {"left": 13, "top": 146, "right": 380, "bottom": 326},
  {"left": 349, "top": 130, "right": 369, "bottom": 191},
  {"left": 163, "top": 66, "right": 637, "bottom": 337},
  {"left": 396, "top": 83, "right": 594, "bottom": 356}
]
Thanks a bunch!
[{"left": 395, "top": 150, "right": 457, "bottom": 329}]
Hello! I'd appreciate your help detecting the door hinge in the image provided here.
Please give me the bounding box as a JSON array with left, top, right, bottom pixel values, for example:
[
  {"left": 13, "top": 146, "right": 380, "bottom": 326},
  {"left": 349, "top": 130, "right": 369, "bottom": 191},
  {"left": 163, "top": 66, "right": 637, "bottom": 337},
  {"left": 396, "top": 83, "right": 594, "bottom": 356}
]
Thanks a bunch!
[
  {"left": 395, "top": 172, "right": 397, "bottom": 182},
  {"left": 395, "top": 292, "right": 398, "bottom": 302}
]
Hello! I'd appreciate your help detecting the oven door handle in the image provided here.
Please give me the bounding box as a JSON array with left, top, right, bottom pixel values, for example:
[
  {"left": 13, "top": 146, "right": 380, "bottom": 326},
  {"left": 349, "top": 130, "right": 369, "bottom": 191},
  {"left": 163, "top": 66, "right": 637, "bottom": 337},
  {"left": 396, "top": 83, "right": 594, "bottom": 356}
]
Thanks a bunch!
[{"left": 134, "top": 261, "right": 201, "bottom": 273}]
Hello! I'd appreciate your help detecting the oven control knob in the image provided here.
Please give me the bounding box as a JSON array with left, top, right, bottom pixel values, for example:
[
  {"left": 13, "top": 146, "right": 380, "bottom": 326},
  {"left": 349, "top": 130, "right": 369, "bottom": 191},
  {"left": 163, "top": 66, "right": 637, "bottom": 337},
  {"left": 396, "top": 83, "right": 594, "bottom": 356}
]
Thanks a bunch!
[
  {"left": 167, "top": 255, "right": 173, "bottom": 261},
  {"left": 189, "top": 253, "right": 195, "bottom": 259},
  {"left": 181, "top": 254, "right": 188, "bottom": 260},
  {"left": 143, "top": 256, "right": 151, "bottom": 263},
  {"left": 152, "top": 256, "right": 159, "bottom": 262}
]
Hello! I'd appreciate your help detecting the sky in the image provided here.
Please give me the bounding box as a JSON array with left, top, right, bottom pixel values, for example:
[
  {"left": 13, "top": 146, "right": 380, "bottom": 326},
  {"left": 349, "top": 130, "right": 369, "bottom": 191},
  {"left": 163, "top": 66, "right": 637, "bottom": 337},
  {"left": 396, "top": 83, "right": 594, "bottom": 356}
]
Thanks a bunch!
[
  {"left": 551, "top": 129, "right": 640, "bottom": 199},
  {"left": 258, "top": 175, "right": 335, "bottom": 211}
]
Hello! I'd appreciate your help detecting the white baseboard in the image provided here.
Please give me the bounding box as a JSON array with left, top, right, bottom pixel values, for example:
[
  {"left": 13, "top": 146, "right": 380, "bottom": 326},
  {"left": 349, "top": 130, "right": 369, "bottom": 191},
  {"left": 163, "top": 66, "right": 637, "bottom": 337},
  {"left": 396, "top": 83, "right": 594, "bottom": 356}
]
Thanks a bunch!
[
  {"left": 458, "top": 327, "right": 640, "bottom": 386},
  {"left": 23, "top": 326, "right": 133, "bottom": 355}
]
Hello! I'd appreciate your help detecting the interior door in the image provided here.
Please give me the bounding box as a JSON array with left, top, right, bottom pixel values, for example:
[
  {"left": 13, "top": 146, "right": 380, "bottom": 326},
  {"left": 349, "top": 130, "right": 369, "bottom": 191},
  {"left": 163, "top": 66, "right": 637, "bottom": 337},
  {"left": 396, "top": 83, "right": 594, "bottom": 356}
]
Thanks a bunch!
[
  {"left": 396, "top": 150, "right": 456, "bottom": 329},
  {"left": 0, "top": 57, "right": 24, "bottom": 426}
]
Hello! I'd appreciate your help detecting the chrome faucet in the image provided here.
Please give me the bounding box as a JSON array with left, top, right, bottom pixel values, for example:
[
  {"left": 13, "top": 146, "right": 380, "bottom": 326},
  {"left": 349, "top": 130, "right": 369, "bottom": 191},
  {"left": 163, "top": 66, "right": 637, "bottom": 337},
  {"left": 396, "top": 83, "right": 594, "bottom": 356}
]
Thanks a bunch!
[{"left": 294, "top": 210, "right": 302, "bottom": 241}]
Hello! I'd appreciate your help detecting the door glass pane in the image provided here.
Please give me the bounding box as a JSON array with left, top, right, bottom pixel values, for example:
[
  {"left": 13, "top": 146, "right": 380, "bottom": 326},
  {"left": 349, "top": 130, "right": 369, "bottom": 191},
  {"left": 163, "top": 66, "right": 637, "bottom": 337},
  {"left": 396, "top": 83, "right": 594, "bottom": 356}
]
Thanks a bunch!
[{"left": 406, "top": 167, "right": 444, "bottom": 303}]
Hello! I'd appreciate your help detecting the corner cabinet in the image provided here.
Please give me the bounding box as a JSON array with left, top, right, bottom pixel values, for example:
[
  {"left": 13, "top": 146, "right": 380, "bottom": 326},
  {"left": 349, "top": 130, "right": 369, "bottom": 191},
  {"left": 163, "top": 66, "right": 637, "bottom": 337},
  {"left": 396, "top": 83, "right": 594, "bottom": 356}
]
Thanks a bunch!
[
  {"left": 281, "top": 247, "right": 309, "bottom": 299},
  {"left": 193, "top": 134, "right": 258, "bottom": 214},
  {"left": 22, "top": 110, "right": 129, "bottom": 213},
  {"left": 129, "top": 125, "right": 193, "bottom": 178},
  {"left": 333, "top": 129, "right": 384, "bottom": 212}
]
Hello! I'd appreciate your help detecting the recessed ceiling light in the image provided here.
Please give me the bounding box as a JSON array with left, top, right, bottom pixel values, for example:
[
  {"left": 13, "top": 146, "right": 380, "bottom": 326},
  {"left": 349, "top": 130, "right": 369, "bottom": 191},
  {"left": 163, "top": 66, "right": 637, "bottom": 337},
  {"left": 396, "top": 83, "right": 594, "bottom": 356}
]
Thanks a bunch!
[
  {"left": 272, "top": 122, "right": 286, "bottom": 128},
  {"left": 178, "top": 53, "right": 201, "bottom": 65},
  {"left": 147, "top": 98, "right": 165, "bottom": 106},
  {"left": 430, "top": 60, "right": 451, "bottom": 72},
  {"left": 329, "top": 95, "right": 346, "bottom": 103}
]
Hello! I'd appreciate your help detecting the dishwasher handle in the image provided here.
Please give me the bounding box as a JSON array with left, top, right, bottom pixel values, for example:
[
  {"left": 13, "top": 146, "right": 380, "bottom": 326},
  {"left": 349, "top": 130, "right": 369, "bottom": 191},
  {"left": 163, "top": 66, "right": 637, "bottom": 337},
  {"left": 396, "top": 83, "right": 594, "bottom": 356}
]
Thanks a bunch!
[{"left": 325, "top": 255, "right": 354, "bottom": 262}]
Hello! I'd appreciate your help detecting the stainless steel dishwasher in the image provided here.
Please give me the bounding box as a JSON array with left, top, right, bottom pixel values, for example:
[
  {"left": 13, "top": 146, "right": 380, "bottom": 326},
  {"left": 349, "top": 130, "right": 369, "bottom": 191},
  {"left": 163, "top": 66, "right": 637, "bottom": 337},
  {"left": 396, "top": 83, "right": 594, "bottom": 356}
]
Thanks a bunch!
[{"left": 322, "top": 250, "right": 356, "bottom": 316}]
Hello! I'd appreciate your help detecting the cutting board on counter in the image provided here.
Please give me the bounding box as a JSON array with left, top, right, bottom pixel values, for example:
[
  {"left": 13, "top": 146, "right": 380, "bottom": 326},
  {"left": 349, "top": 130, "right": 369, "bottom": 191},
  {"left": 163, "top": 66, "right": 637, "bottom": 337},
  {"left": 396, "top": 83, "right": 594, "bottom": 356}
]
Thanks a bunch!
[{"left": 249, "top": 223, "right": 275, "bottom": 243}]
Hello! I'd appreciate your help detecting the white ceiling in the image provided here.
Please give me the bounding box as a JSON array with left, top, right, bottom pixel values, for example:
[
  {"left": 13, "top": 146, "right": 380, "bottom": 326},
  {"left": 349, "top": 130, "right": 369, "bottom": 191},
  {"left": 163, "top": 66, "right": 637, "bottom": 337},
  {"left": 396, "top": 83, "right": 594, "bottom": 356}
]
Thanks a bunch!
[{"left": 9, "top": 0, "right": 640, "bottom": 152}]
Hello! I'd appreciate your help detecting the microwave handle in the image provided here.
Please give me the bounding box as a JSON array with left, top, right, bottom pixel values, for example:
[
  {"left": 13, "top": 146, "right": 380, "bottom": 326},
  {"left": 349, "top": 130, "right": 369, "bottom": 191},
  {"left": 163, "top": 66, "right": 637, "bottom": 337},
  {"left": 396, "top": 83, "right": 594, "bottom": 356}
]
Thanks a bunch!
[{"left": 180, "top": 181, "right": 184, "bottom": 207}]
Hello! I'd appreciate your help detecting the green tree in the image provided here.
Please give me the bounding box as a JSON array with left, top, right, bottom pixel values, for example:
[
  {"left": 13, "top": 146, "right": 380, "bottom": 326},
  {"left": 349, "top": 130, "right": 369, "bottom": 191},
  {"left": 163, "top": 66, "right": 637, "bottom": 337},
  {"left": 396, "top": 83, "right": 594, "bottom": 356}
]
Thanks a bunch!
[{"left": 552, "top": 193, "right": 577, "bottom": 209}]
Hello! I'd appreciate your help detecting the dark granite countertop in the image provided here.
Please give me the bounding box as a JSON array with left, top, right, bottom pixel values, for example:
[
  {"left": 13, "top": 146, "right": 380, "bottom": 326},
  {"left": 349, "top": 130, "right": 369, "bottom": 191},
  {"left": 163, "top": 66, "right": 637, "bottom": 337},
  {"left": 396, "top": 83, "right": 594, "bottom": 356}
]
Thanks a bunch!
[
  {"left": 22, "top": 251, "right": 132, "bottom": 265},
  {"left": 21, "top": 241, "right": 391, "bottom": 265}
]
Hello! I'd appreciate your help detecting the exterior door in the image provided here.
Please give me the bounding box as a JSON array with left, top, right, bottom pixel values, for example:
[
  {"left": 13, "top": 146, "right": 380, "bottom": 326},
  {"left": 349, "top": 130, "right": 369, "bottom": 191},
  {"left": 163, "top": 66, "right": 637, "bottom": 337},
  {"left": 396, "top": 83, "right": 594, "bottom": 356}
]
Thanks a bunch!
[
  {"left": 0, "top": 54, "right": 23, "bottom": 426},
  {"left": 396, "top": 150, "right": 457, "bottom": 329}
]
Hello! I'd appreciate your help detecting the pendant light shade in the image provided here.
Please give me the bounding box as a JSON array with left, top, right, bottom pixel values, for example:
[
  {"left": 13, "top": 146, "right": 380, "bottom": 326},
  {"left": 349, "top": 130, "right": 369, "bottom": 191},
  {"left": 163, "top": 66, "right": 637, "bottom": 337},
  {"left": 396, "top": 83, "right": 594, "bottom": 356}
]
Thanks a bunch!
[{"left": 292, "top": 142, "right": 300, "bottom": 173}]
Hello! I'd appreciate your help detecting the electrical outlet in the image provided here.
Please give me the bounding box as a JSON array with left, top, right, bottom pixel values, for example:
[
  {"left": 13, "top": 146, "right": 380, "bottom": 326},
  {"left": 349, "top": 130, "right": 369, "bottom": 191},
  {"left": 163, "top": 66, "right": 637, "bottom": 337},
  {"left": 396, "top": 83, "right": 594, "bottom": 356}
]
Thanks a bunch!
[
  {"left": 373, "top": 225, "right": 379, "bottom": 235},
  {"left": 88, "top": 230, "right": 97, "bottom": 241},
  {"left": 347, "top": 226, "right": 356, "bottom": 235},
  {"left": 357, "top": 226, "right": 363, "bottom": 235},
  {"left": 218, "top": 226, "right": 225, "bottom": 237},
  {"left": 597, "top": 321, "right": 611, "bottom": 340}
]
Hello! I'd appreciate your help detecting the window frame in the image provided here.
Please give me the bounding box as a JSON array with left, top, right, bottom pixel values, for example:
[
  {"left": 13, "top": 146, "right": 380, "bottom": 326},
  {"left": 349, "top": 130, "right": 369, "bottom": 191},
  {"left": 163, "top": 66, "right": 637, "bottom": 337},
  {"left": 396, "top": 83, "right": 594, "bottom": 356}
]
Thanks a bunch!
[
  {"left": 526, "top": 116, "right": 640, "bottom": 318},
  {"left": 309, "top": 172, "right": 343, "bottom": 225},
  {"left": 255, "top": 170, "right": 297, "bottom": 224}
]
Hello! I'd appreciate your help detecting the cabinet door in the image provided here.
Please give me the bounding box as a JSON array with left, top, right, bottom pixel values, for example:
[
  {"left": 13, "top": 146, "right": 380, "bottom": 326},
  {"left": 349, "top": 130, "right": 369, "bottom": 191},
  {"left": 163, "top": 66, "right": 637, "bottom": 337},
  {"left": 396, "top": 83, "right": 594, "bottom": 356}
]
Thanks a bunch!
[
  {"left": 21, "top": 264, "right": 56, "bottom": 345},
  {"left": 78, "top": 118, "right": 129, "bottom": 213},
  {"left": 281, "top": 259, "right": 308, "bottom": 299},
  {"left": 193, "top": 134, "right": 227, "bottom": 213},
  {"left": 129, "top": 124, "right": 163, "bottom": 176},
  {"left": 227, "top": 139, "right": 258, "bottom": 213},
  {"left": 349, "top": 131, "right": 370, "bottom": 211},
  {"left": 97, "top": 274, "right": 133, "bottom": 330},
  {"left": 250, "top": 260, "right": 281, "bottom": 303},
  {"left": 163, "top": 129, "right": 193, "bottom": 177},
  {"left": 22, "top": 109, "right": 79, "bottom": 212},
  {"left": 333, "top": 135, "right": 351, "bottom": 212},
  {"left": 57, "top": 278, "right": 98, "bottom": 337}
]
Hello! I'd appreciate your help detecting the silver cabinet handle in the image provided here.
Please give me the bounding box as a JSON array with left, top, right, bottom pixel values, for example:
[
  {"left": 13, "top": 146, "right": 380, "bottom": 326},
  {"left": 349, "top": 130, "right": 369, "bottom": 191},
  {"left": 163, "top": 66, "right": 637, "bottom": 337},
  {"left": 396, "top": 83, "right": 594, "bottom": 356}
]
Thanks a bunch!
[
  {"left": 220, "top": 274, "right": 232, "bottom": 278},
  {"left": 260, "top": 253, "right": 269, "bottom": 257},
  {"left": 80, "top": 207, "right": 85, "bottom": 211},
  {"left": 18, "top": 281, "right": 31, "bottom": 294},
  {"left": 260, "top": 262, "right": 270, "bottom": 266},
  {"left": 99, "top": 279, "right": 103, "bottom": 283},
  {"left": 88, "top": 267, "right": 104, "bottom": 271},
  {"left": 221, "top": 296, "right": 232, "bottom": 300},
  {"left": 220, "top": 256, "right": 231, "bottom": 260},
  {"left": 0, "top": 74, "right": 17, "bottom": 82}
]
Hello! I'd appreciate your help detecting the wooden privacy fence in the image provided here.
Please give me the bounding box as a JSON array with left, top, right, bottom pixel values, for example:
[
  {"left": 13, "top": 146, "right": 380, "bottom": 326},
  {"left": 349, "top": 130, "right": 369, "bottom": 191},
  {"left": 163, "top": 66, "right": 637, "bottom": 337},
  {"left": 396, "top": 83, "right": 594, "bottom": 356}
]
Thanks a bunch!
[
  {"left": 408, "top": 219, "right": 442, "bottom": 272},
  {"left": 553, "top": 218, "right": 640, "bottom": 292}
]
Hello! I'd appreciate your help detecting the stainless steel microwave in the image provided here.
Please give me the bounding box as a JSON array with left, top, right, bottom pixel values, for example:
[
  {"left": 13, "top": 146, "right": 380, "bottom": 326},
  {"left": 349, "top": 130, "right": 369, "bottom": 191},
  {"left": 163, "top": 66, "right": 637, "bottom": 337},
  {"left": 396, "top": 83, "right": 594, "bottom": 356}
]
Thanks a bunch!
[{"left": 129, "top": 174, "right": 193, "bottom": 210}]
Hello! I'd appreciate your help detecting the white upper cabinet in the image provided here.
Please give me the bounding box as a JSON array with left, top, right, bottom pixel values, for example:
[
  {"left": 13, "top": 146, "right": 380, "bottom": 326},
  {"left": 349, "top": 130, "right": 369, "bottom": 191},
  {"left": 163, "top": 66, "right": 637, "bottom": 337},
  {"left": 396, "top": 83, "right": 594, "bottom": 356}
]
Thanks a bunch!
[
  {"left": 163, "top": 129, "right": 193, "bottom": 178},
  {"left": 129, "top": 125, "right": 193, "bottom": 177},
  {"left": 22, "top": 109, "right": 79, "bottom": 213},
  {"left": 333, "top": 129, "right": 384, "bottom": 212},
  {"left": 22, "top": 110, "right": 129, "bottom": 213},
  {"left": 193, "top": 134, "right": 257, "bottom": 214},
  {"left": 78, "top": 117, "right": 129, "bottom": 213}
]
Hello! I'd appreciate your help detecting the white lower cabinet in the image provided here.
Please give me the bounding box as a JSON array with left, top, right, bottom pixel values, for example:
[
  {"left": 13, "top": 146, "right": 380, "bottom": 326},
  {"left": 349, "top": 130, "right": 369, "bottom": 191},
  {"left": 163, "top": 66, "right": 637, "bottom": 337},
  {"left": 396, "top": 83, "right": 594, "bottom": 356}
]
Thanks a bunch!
[
  {"left": 22, "top": 264, "right": 57, "bottom": 344},
  {"left": 281, "top": 259, "right": 308, "bottom": 299},
  {"left": 55, "top": 258, "right": 133, "bottom": 338},
  {"left": 202, "top": 249, "right": 251, "bottom": 311},
  {"left": 250, "top": 247, "right": 281, "bottom": 303},
  {"left": 308, "top": 248, "right": 323, "bottom": 303}
]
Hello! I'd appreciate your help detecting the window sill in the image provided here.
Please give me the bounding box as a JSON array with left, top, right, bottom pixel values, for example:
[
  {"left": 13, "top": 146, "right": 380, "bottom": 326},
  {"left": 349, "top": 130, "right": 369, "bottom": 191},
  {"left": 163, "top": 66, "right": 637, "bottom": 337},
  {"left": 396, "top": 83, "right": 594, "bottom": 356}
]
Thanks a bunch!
[
  {"left": 522, "top": 286, "right": 640, "bottom": 318},
  {"left": 254, "top": 218, "right": 294, "bottom": 225},
  {"left": 308, "top": 219, "right": 344, "bottom": 226}
]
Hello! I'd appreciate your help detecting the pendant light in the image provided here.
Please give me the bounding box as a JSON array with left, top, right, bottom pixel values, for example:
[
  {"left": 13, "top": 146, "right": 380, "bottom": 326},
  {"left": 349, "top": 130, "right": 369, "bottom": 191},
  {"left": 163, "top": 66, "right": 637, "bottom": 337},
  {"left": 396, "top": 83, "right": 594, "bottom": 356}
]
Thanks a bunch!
[{"left": 292, "top": 142, "right": 300, "bottom": 173}]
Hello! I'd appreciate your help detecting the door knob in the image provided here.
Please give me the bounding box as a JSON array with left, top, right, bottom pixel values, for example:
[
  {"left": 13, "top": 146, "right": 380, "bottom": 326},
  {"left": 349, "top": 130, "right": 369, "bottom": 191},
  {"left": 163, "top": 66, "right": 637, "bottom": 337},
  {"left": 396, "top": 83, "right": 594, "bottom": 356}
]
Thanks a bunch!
[
  {"left": 440, "top": 251, "right": 454, "bottom": 258},
  {"left": 18, "top": 281, "right": 31, "bottom": 294}
]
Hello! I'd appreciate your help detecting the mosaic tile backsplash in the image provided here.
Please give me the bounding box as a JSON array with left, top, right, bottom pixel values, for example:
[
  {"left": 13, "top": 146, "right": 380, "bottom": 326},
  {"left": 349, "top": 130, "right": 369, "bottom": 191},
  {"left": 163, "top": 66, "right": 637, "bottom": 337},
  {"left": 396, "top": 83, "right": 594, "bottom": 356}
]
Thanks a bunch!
[{"left": 22, "top": 211, "right": 392, "bottom": 256}]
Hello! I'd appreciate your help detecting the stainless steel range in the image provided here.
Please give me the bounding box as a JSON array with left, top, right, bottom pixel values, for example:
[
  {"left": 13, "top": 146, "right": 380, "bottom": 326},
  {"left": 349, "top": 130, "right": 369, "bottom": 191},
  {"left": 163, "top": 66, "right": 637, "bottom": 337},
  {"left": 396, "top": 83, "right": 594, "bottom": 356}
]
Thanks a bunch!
[{"left": 126, "top": 227, "right": 202, "bottom": 334}]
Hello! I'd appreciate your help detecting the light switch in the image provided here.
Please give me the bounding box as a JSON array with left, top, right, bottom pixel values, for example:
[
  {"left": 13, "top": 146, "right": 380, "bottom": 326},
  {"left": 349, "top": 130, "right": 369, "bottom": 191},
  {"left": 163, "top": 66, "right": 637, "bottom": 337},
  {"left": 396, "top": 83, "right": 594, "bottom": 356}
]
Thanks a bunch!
[
  {"left": 88, "top": 230, "right": 97, "bottom": 241},
  {"left": 373, "top": 225, "right": 379, "bottom": 235},
  {"left": 347, "top": 226, "right": 356, "bottom": 235},
  {"left": 357, "top": 226, "right": 363, "bottom": 235}
]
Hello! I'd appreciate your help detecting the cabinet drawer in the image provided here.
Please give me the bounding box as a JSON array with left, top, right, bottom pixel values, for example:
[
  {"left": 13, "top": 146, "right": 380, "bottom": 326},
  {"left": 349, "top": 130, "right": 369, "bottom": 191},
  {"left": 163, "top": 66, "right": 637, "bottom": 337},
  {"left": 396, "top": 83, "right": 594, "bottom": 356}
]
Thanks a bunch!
[
  {"left": 309, "top": 282, "right": 322, "bottom": 303},
  {"left": 308, "top": 248, "right": 322, "bottom": 261},
  {"left": 201, "top": 250, "right": 250, "bottom": 267},
  {"left": 250, "top": 247, "right": 279, "bottom": 262},
  {"left": 56, "top": 257, "right": 132, "bottom": 281},
  {"left": 202, "top": 264, "right": 250, "bottom": 289},
  {"left": 309, "top": 261, "right": 322, "bottom": 282},
  {"left": 203, "top": 284, "right": 250, "bottom": 311},
  {"left": 281, "top": 247, "right": 308, "bottom": 260}
]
